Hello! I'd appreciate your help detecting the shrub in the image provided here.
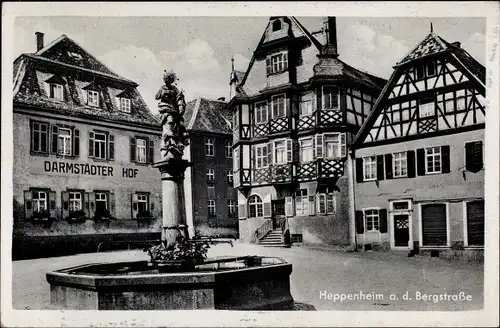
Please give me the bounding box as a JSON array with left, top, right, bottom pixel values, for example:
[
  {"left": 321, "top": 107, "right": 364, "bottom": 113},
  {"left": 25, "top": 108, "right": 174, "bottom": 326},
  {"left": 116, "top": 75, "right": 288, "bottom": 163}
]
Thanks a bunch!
[{"left": 145, "top": 235, "right": 217, "bottom": 264}]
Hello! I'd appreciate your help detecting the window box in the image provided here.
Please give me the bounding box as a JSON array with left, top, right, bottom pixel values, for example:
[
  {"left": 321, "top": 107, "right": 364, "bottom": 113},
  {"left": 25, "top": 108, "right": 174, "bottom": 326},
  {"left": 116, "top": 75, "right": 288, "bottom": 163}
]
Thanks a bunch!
[
  {"left": 136, "top": 210, "right": 154, "bottom": 221},
  {"left": 67, "top": 209, "right": 87, "bottom": 223}
]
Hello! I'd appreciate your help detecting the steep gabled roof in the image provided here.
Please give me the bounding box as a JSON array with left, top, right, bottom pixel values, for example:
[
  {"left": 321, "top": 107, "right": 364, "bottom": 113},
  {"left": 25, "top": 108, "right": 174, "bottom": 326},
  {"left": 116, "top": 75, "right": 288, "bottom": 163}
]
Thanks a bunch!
[
  {"left": 353, "top": 32, "right": 486, "bottom": 148},
  {"left": 184, "top": 97, "right": 232, "bottom": 134}
]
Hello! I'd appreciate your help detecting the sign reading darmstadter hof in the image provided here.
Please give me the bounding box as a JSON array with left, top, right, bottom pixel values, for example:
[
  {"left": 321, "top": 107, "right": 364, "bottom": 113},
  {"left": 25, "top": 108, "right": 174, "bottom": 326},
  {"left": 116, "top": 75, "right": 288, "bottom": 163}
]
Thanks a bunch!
[{"left": 36, "top": 160, "right": 143, "bottom": 179}]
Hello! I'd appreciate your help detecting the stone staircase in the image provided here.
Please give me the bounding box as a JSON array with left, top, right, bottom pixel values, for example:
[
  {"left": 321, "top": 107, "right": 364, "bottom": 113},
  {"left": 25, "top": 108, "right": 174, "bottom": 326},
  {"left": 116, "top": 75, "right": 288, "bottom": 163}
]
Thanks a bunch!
[{"left": 257, "top": 228, "right": 288, "bottom": 247}]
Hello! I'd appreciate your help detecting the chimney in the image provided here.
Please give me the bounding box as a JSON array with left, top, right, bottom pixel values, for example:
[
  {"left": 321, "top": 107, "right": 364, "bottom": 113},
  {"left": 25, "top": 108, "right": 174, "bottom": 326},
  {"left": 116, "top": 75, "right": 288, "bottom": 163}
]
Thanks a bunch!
[
  {"left": 218, "top": 97, "right": 226, "bottom": 102},
  {"left": 35, "top": 32, "right": 44, "bottom": 52},
  {"left": 451, "top": 41, "right": 461, "bottom": 48},
  {"left": 323, "top": 17, "right": 338, "bottom": 55}
]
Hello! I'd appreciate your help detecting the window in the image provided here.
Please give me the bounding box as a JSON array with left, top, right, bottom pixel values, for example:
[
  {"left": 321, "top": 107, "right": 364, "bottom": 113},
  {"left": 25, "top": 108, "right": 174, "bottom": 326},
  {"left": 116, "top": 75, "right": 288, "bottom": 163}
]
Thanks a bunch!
[
  {"left": 205, "top": 138, "right": 214, "bottom": 156},
  {"left": 299, "top": 138, "right": 314, "bottom": 162},
  {"left": 419, "top": 100, "right": 436, "bottom": 118},
  {"left": 119, "top": 97, "right": 131, "bottom": 113},
  {"left": 255, "top": 101, "right": 268, "bottom": 124},
  {"left": 425, "top": 147, "right": 441, "bottom": 174},
  {"left": 207, "top": 168, "right": 215, "bottom": 187},
  {"left": 317, "top": 188, "right": 336, "bottom": 215},
  {"left": 95, "top": 192, "right": 108, "bottom": 214},
  {"left": 274, "top": 140, "right": 286, "bottom": 164},
  {"left": 271, "top": 94, "right": 286, "bottom": 118},
  {"left": 69, "top": 191, "right": 82, "bottom": 212},
  {"left": 228, "top": 200, "right": 236, "bottom": 216},
  {"left": 324, "top": 134, "right": 341, "bottom": 159},
  {"left": 393, "top": 151, "right": 408, "bottom": 178},
  {"left": 255, "top": 144, "right": 268, "bottom": 168},
  {"left": 295, "top": 189, "right": 309, "bottom": 216},
  {"left": 33, "top": 190, "right": 47, "bottom": 212},
  {"left": 93, "top": 132, "right": 107, "bottom": 160},
  {"left": 136, "top": 138, "right": 147, "bottom": 163},
  {"left": 50, "top": 84, "right": 64, "bottom": 100},
  {"left": 299, "top": 93, "right": 313, "bottom": 116},
  {"left": 57, "top": 128, "right": 72, "bottom": 156},
  {"left": 426, "top": 62, "right": 436, "bottom": 76},
  {"left": 225, "top": 140, "right": 233, "bottom": 158},
  {"left": 363, "top": 156, "right": 377, "bottom": 181},
  {"left": 323, "top": 86, "right": 339, "bottom": 110},
  {"left": 248, "top": 195, "right": 263, "bottom": 218},
  {"left": 415, "top": 66, "right": 425, "bottom": 80},
  {"left": 227, "top": 170, "right": 234, "bottom": 184},
  {"left": 233, "top": 147, "right": 240, "bottom": 171},
  {"left": 137, "top": 193, "right": 149, "bottom": 214},
  {"left": 268, "top": 53, "right": 288, "bottom": 74},
  {"left": 415, "top": 62, "right": 436, "bottom": 80},
  {"left": 208, "top": 200, "right": 216, "bottom": 216},
  {"left": 365, "top": 209, "right": 380, "bottom": 231},
  {"left": 87, "top": 90, "right": 99, "bottom": 107},
  {"left": 272, "top": 19, "right": 281, "bottom": 31},
  {"left": 465, "top": 141, "right": 484, "bottom": 172},
  {"left": 31, "top": 121, "right": 49, "bottom": 153}
]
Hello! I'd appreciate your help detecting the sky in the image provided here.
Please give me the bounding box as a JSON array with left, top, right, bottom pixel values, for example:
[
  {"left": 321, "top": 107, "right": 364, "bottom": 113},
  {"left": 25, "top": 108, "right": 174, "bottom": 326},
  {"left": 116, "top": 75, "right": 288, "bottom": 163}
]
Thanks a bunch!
[{"left": 14, "top": 16, "right": 486, "bottom": 114}]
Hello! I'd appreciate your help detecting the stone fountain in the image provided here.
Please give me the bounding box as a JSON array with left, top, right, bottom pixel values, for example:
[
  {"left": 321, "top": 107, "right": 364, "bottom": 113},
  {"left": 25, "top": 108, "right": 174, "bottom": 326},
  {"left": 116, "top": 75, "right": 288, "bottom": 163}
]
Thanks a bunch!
[{"left": 46, "top": 70, "right": 294, "bottom": 310}]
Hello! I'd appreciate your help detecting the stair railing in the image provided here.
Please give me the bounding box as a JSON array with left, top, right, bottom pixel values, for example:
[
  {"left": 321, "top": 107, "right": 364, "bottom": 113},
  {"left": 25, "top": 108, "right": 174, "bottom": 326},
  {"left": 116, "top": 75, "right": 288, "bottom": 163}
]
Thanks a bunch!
[{"left": 255, "top": 220, "right": 273, "bottom": 241}]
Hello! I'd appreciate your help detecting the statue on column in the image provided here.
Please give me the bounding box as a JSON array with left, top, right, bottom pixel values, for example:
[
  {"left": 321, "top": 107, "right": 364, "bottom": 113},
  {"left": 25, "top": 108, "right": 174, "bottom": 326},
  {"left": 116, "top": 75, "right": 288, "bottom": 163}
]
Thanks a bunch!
[{"left": 155, "top": 70, "right": 189, "bottom": 160}]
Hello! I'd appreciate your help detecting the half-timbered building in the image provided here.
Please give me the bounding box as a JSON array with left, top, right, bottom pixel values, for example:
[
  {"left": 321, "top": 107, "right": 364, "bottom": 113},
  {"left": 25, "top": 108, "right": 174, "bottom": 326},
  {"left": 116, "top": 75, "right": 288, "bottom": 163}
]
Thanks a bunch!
[
  {"left": 229, "top": 17, "right": 386, "bottom": 246},
  {"left": 352, "top": 28, "right": 485, "bottom": 255}
]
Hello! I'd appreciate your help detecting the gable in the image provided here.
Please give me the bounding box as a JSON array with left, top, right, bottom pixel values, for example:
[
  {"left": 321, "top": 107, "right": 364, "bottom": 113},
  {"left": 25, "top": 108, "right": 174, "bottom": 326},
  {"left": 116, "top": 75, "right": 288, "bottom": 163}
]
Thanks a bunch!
[
  {"left": 398, "top": 33, "right": 448, "bottom": 65},
  {"left": 37, "top": 37, "right": 121, "bottom": 78},
  {"left": 356, "top": 51, "right": 485, "bottom": 146}
]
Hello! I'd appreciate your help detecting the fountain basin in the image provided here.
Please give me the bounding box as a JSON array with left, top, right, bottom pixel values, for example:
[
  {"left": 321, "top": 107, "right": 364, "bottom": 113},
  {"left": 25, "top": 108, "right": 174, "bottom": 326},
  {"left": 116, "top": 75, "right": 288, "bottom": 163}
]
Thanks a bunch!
[{"left": 46, "top": 256, "right": 294, "bottom": 310}]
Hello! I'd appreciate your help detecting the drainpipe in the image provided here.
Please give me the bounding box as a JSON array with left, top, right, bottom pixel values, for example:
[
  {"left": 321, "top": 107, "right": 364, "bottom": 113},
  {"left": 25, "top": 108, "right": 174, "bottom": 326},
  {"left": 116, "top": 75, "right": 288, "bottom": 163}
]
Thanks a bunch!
[{"left": 347, "top": 148, "right": 357, "bottom": 251}]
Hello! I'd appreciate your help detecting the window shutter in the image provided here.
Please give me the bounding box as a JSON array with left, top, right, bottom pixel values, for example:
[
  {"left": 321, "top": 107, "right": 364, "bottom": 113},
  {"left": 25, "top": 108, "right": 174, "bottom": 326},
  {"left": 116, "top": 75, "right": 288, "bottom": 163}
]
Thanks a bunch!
[
  {"left": 474, "top": 141, "right": 484, "bottom": 170},
  {"left": 312, "top": 136, "right": 316, "bottom": 159},
  {"left": 379, "top": 209, "right": 388, "bottom": 233},
  {"left": 355, "top": 210, "right": 364, "bottom": 234},
  {"left": 317, "top": 193, "right": 326, "bottom": 215},
  {"left": 466, "top": 141, "right": 483, "bottom": 173},
  {"left": 49, "top": 191, "right": 57, "bottom": 219},
  {"left": 88, "top": 193, "right": 96, "bottom": 219},
  {"left": 316, "top": 134, "right": 323, "bottom": 158},
  {"left": 51, "top": 125, "right": 59, "bottom": 154},
  {"left": 149, "top": 139, "right": 155, "bottom": 164},
  {"left": 286, "top": 139, "right": 292, "bottom": 163},
  {"left": 407, "top": 150, "right": 416, "bottom": 178},
  {"left": 84, "top": 192, "right": 90, "bottom": 218},
  {"left": 109, "top": 135, "right": 115, "bottom": 161},
  {"left": 24, "top": 190, "right": 33, "bottom": 219},
  {"left": 283, "top": 52, "right": 288, "bottom": 70},
  {"left": 251, "top": 145, "right": 256, "bottom": 170},
  {"left": 376, "top": 155, "right": 385, "bottom": 181},
  {"left": 385, "top": 154, "right": 393, "bottom": 179},
  {"left": 130, "top": 137, "right": 136, "bottom": 162},
  {"left": 308, "top": 195, "right": 315, "bottom": 215},
  {"left": 131, "top": 193, "right": 138, "bottom": 219},
  {"left": 30, "top": 122, "right": 34, "bottom": 152},
  {"left": 416, "top": 148, "right": 426, "bottom": 176},
  {"left": 340, "top": 133, "right": 347, "bottom": 158},
  {"left": 89, "top": 131, "right": 95, "bottom": 157},
  {"left": 109, "top": 192, "right": 115, "bottom": 218},
  {"left": 441, "top": 145, "right": 450, "bottom": 174},
  {"left": 73, "top": 129, "right": 80, "bottom": 157},
  {"left": 266, "top": 56, "right": 271, "bottom": 75},
  {"left": 285, "top": 196, "right": 293, "bottom": 217},
  {"left": 355, "top": 158, "right": 364, "bottom": 183},
  {"left": 263, "top": 202, "right": 272, "bottom": 218},
  {"left": 62, "top": 191, "right": 70, "bottom": 218},
  {"left": 317, "top": 87, "right": 322, "bottom": 112},
  {"left": 267, "top": 142, "right": 272, "bottom": 165}
]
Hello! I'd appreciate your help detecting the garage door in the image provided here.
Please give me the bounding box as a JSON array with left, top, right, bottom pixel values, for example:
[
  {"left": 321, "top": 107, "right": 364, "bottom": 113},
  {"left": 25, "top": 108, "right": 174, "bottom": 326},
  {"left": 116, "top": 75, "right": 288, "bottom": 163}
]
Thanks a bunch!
[
  {"left": 467, "top": 200, "right": 484, "bottom": 246},
  {"left": 421, "top": 204, "right": 447, "bottom": 246}
]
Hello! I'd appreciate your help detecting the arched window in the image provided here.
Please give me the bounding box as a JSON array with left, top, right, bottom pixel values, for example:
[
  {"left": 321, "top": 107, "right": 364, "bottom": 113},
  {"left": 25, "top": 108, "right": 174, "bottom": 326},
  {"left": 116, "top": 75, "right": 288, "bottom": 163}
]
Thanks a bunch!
[
  {"left": 272, "top": 19, "right": 282, "bottom": 32},
  {"left": 248, "top": 195, "right": 263, "bottom": 218}
]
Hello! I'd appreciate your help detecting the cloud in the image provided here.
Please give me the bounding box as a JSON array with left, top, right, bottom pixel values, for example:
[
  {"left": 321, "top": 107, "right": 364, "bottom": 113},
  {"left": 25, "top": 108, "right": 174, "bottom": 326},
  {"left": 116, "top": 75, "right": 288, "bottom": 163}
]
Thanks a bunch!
[
  {"left": 340, "top": 23, "right": 410, "bottom": 78},
  {"left": 462, "top": 32, "right": 485, "bottom": 64},
  {"left": 232, "top": 53, "right": 251, "bottom": 72},
  {"left": 100, "top": 39, "right": 233, "bottom": 113}
]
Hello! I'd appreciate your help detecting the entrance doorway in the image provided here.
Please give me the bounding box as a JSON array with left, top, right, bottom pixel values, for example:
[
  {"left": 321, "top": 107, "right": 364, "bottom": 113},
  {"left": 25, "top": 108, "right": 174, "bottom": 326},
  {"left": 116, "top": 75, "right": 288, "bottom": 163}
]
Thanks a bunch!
[
  {"left": 390, "top": 200, "right": 412, "bottom": 249},
  {"left": 272, "top": 199, "right": 285, "bottom": 229}
]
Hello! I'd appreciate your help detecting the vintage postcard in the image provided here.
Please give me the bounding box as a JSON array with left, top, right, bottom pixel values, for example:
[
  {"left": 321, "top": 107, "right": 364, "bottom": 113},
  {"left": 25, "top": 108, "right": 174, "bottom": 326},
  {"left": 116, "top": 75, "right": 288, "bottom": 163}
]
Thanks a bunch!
[{"left": 1, "top": 1, "right": 499, "bottom": 327}]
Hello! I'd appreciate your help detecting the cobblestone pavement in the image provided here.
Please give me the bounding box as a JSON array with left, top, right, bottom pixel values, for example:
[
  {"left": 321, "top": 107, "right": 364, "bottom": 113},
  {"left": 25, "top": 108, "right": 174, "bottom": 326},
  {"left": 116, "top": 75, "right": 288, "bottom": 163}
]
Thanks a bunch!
[{"left": 12, "top": 242, "right": 483, "bottom": 311}]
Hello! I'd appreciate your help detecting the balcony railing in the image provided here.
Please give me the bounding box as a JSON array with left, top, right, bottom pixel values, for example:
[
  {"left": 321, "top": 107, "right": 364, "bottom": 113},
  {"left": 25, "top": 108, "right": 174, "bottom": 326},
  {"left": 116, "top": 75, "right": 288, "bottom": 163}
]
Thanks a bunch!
[
  {"left": 253, "top": 123, "right": 269, "bottom": 138},
  {"left": 317, "top": 109, "right": 343, "bottom": 126},
  {"left": 269, "top": 116, "right": 289, "bottom": 134},
  {"left": 318, "top": 158, "right": 345, "bottom": 178},
  {"left": 297, "top": 161, "right": 317, "bottom": 181},
  {"left": 254, "top": 167, "right": 271, "bottom": 184},
  {"left": 297, "top": 114, "right": 316, "bottom": 131}
]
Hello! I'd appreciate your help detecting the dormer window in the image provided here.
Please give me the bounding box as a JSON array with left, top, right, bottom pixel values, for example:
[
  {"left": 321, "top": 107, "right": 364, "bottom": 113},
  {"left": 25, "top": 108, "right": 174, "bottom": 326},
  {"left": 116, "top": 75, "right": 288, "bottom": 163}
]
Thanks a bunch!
[
  {"left": 415, "top": 62, "right": 437, "bottom": 80},
  {"left": 67, "top": 51, "right": 83, "bottom": 61},
  {"left": 266, "top": 52, "right": 288, "bottom": 75},
  {"left": 119, "top": 97, "right": 131, "bottom": 113},
  {"left": 87, "top": 90, "right": 99, "bottom": 107},
  {"left": 50, "top": 83, "right": 64, "bottom": 100},
  {"left": 272, "top": 19, "right": 282, "bottom": 32}
]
